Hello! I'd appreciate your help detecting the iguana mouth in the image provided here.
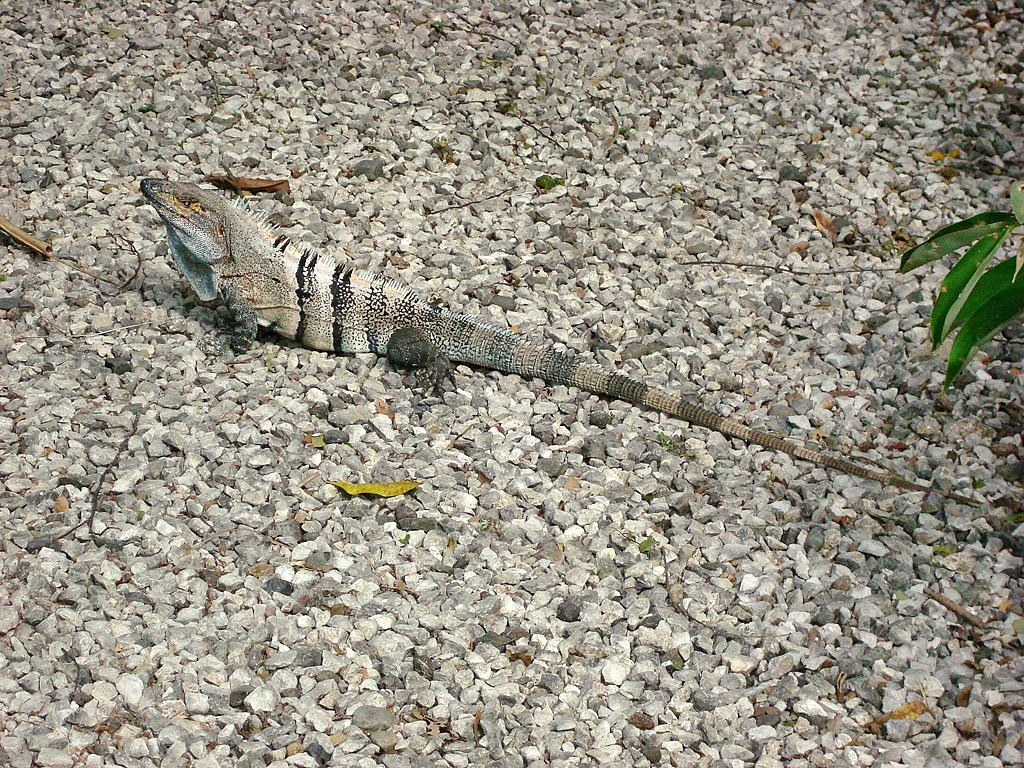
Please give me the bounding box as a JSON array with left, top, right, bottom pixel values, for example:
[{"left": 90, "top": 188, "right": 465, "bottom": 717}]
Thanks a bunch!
[
  {"left": 139, "top": 177, "right": 165, "bottom": 205},
  {"left": 140, "top": 178, "right": 179, "bottom": 224}
]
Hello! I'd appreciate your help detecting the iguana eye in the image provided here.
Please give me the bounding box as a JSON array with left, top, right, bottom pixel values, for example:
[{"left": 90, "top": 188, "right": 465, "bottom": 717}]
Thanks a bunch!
[{"left": 188, "top": 201, "right": 205, "bottom": 213}]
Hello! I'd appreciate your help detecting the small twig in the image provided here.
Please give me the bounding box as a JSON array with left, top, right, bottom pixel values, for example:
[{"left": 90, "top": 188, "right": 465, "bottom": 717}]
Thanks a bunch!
[
  {"left": 596, "top": 113, "right": 619, "bottom": 161},
  {"left": 513, "top": 112, "right": 566, "bottom": 152},
  {"left": 448, "top": 9, "right": 518, "bottom": 49},
  {"left": 0, "top": 213, "right": 51, "bottom": 256},
  {"left": 58, "top": 411, "right": 142, "bottom": 539},
  {"left": 838, "top": 77, "right": 883, "bottom": 121},
  {"left": 202, "top": 58, "right": 223, "bottom": 104},
  {"left": 69, "top": 322, "right": 154, "bottom": 340},
  {"left": 669, "top": 257, "right": 895, "bottom": 276},
  {"left": 455, "top": 99, "right": 566, "bottom": 152},
  {"left": 913, "top": 9, "right": 1024, "bottom": 39},
  {"left": 2, "top": 214, "right": 122, "bottom": 287},
  {"left": 445, "top": 425, "right": 473, "bottom": 451},
  {"left": 16, "top": 320, "right": 154, "bottom": 342},
  {"left": 923, "top": 585, "right": 985, "bottom": 629},
  {"left": 111, "top": 233, "right": 144, "bottom": 290},
  {"left": 426, "top": 187, "right": 513, "bottom": 215}
]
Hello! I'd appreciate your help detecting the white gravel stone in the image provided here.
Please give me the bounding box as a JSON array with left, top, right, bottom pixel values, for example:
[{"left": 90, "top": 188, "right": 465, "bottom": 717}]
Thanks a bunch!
[
  {"left": 244, "top": 687, "right": 278, "bottom": 713},
  {"left": 36, "top": 748, "right": 73, "bottom": 767},
  {"left": 858, "top": 539, "right": 889, "bottom": 557},
  {"left": 739, "top": 573, "right": 761, "bottom": 592},
  {"left": 601, "top": 659, "right": 632, "bottom": 686},
  {"left": 0, "top": 606, "right": 19, "bottom": 633},
  {"left": 91, "top": 681, "right": 116, "bottom": 704},
  {"left": 115, "top": 675, "right": 145, "bottom": 707}
]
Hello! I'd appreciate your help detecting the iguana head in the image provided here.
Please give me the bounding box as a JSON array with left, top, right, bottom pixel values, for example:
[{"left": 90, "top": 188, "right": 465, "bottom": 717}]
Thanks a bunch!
[{"left": 141, "top": 178, "right": 233, "bottom": 300}]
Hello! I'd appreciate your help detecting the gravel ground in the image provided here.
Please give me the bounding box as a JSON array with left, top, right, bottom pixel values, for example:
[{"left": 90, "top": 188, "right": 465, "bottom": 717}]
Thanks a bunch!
[{"left": 2, "top": 1, "right": 1023, "bottom": 766}]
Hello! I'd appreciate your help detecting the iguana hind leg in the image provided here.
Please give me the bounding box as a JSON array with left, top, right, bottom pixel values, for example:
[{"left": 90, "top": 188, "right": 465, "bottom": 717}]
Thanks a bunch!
[{"left": 386, "top": 326, "right": 455, "bottom": 396}]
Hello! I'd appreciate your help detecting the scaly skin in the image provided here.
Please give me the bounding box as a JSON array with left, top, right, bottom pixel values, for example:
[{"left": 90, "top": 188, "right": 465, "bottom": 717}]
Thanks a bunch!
[{"left": 139, "top": 178, "right": 976, "bottom": 505}]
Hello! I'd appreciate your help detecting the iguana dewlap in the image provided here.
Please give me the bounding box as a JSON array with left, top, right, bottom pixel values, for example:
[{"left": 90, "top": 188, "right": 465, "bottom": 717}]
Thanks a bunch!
[{"left": 140, "top": 178, "right": 974, "bottom": 504}]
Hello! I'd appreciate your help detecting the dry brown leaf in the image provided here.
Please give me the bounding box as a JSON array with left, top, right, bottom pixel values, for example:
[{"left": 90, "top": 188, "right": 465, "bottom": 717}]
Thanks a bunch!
[
  {"left": 564, "top": 476, "right": 582, "bottom": 490},
  {"left": 506, "top": 650, "right": 533, "bottom": 666},
  {"left": 375, "top": 399, "right": 395, "bottom": 419},
  {"left": 812, "top": 209, "right": 836, "bottom": 240},
  {"left": 205, "top": 174, "right": 290, "bottom": 194},
  {"left": 627, "top": 712, "right": 656, "bottom": 730},
  {"left": 956, "top": 684, "right": 973, "bottom": 708},
  {"left": 472, "top": 710, "right": 483, "bottom": 739},
  {"left": 53, "top": 494, "right": 70, "bottom": 513},
  {"left": 0, "top": 215, "right": 52, "bottom": 257},
  {"left": 992, "top": 728, "right": 1007, "bottom": 755}
]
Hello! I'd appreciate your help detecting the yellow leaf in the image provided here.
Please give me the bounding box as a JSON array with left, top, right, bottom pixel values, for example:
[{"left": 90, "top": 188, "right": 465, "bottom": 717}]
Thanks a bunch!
[
  {"left": 926, "top": 149, "right": 946, "bottom": 162},
  {"left": 887, "top": 701, "right": 928, "bottom": 721},
  {"left": 329, "top": 480, "right": 418, "bottom": 497},
  {"left": 303, "top": 432, "right": 326, "bottom": 448}
]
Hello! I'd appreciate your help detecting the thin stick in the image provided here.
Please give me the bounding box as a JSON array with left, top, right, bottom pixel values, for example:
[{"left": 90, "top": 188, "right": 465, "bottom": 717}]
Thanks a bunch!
[
  {"left": 111, "top": 233, "right": 144, "bottom": 290},
  {"left": 426, "top": 188, "right": 513, "bottom": 215},
  {"left": 514, "top": 112, "right": 566, "bottom": 152},
  {"left": 68, "top": 322, "right": 154, "bottom": 340},
  {"left": 923, "top": 585, "right": 985, "bottom": 629},
  {"left": 17, "top": 321, "right": 154, "bottom": 342},
  {"left": 0, "top": 213, "right": 51, "bottom": 256},
  {"left": 58, "top": 411, "right": 143, "bottom": 539},
  {"left": 446, "top": 425, "right": 474, "bottom": 451},
  {"left": 670, "top": 258, "right": 895, "bottom": 276}
]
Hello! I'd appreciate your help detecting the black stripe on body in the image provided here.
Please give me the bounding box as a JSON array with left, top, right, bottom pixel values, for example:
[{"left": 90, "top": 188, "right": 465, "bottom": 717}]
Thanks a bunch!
[
  {"left": 274, "top": 234, "right": 289, "bottom": 251},
  {"left": 365, "top": 279, "right": 388, "bottom": 354},
  {"left": 331, "top": 265, "right": 353, "bottom": 353},
  {"left": 294, "top": 247, "right": 315, "bottom": 343}
]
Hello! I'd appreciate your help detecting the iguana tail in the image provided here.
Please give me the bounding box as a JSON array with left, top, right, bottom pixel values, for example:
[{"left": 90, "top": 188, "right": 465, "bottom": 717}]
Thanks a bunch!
[
  {"left": 569, "top": 361, "right": 977, "bottom": 505},
  {"left": 434, "top": 313, "right": 976, "bottom": 505}
]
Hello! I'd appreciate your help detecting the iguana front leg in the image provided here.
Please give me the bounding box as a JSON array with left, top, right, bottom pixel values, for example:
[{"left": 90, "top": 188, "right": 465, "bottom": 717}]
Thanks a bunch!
[
  {"left": 386, "top": 327, "right": 455, "bottom": 395},
  {"left": 221, "top": 282, "right": 258, "bottom": 352}
]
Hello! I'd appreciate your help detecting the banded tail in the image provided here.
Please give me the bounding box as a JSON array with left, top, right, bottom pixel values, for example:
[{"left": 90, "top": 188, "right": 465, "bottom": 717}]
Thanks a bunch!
[{"left": 430, "top": 310, "right": 977, "bottom": 505}]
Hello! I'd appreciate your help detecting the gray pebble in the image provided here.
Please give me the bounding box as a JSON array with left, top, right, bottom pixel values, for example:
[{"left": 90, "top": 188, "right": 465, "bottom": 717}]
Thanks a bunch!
[
  {"left": 556, "top": 599, "right": 581, "bottom": 622},
  {"left": 351, "top": 704, "right": 396, "bottom": 732},
  {"left": 351, "top": 157, "right": 387, "bottom": 181},
  {"left": 778, "top": 164, "right": 808, "bottom": 183}
]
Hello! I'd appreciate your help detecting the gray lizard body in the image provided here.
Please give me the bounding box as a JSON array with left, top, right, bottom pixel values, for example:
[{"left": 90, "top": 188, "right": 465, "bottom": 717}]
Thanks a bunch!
[{"left": 140, "top": 178, "right": 974, "bottom": 504}]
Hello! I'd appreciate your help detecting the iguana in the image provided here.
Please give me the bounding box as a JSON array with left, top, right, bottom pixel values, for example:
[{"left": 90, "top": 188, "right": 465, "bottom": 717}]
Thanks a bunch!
[{"left": 139, "top": 178, "right": 975, "bottom": 504}]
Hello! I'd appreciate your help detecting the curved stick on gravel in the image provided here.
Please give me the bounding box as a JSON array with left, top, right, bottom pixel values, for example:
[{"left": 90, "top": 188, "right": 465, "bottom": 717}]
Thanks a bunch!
[{"left": 59, "top": 410, "right": 142, "bottom": 539}]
